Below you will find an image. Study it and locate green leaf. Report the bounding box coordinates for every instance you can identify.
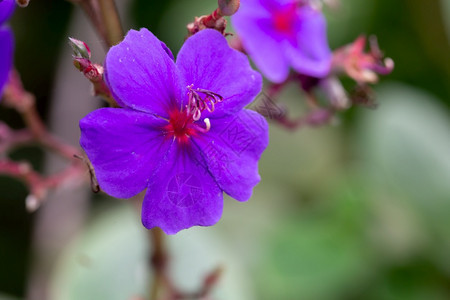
[355,82,450,272]
[257,185,373,300]
[49,205,149,300]
[356,83,450,212]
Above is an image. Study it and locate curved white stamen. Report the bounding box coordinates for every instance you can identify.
[204,118,211,131]
[193,118,211,134]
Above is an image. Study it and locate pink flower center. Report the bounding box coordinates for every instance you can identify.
[272,3,298,35]
[165,110,197,144]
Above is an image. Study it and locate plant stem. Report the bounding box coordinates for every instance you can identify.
[68,0,107,47]
[97,0,123,46]
[68,0,123,48]
[149,228,166,300]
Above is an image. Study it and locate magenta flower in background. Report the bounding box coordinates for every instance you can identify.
[80,28,268,234]
[232,0,332,83]
[0,0,15,96]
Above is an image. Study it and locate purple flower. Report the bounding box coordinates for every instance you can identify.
[79,28,268,234]
[0,0,15,96]
[232,0,332,83]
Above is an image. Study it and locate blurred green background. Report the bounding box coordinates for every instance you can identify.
[1,0,449,299]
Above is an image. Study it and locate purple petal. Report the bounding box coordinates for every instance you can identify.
[193,109,269,201]
[0,0,15,25]
[176,29,262,118]
[232,12,290,83]
[79,108,172,199]
[160,41,174,61]
[263,0,301,11]
[285,6,331,77]
[236,0,272,18]
[0,28,13,97]
[141,143,223,234]
[104,28,182,117]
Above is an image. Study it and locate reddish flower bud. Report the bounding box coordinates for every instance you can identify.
[15,0,29,7]
[218,0,240,16]
[68,37,91,59]
[72,55,115,107]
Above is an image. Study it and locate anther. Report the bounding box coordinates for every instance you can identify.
[193,108,202,121]
[186,85,224,120]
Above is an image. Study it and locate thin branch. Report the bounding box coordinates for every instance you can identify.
[0,122,34,154]
[0,159,84,211]
[3,70,82,160]
[149,228,167,300]
[97,0,124,46]
[67,0,124,48]
[1,70,87,209]
[67,0,108,48]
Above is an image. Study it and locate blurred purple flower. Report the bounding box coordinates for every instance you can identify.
[80,28,268,234]
[232,0,332,83]
[0,0,15,96]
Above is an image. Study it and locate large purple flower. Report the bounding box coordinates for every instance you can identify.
[232,0,332,83]
[80,28,268,234]
[0,0,15,96]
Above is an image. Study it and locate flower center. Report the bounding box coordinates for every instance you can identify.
[272,3,298,35]
[164,86,222,144]
[167,110,195,140]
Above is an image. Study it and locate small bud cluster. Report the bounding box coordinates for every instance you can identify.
[68,37,117,107]
[332,35,394,84]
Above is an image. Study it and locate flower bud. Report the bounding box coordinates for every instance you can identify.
[218,0,240,16]
[72,57,90,72]
[68,37,91,59]
[319,76,350,110]
[16,0,29,7]
[26,194,40,212]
